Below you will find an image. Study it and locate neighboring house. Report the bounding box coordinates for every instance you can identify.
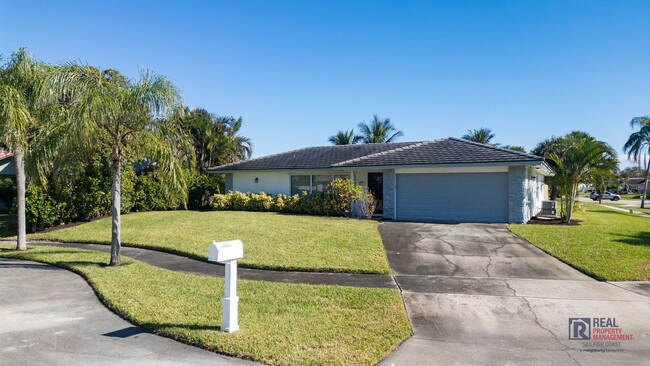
[0,150,15,177]
[209,138,553,224]
[0,151,15,212]
[624,177,646,193]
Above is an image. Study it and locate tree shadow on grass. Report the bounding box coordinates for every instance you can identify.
[612,231,650,247]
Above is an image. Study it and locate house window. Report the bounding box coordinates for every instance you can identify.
[290,173,351,195]
[312,175,332,192]
[290,175,311,195]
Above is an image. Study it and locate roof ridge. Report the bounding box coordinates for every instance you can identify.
[446,137,542,160]
[331,138,446,167]
[207,145,314,171]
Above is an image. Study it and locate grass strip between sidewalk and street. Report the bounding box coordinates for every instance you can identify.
[0,245,411,366]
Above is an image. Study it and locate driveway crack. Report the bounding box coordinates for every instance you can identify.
[519,295,581,365]
[485,256,493,278]
[440,254,460,276]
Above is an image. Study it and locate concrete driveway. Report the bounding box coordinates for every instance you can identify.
[0,258,258,366]
[379,222,650,365]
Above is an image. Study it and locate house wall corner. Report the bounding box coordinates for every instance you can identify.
[382,169,396,219]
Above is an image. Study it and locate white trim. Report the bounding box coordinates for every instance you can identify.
[396,166,508,174]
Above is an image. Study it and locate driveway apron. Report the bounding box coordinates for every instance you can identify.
[378,222,650,366]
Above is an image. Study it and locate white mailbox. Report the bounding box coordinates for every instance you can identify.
[208,240,244,333]
[209,240,243,263]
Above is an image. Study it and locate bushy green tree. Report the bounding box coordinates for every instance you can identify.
[0,48,50,250]
[178,108,252,169]
[547,134,617,222]
[45,65,190,266]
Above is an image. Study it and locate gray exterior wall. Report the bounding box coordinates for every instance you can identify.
[225,173,233,192]
[382,169,396,219]
[508,166,527,224]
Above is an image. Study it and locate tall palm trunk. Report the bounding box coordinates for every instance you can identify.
[109,158,122,266]
[642,153,650,209]
[14,144,26,251]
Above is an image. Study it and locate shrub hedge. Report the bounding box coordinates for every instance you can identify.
[17,157,222,232]
[210,178,375,218]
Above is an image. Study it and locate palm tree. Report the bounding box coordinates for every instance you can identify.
[357,115,403,144]
[462,128,495,144]
[548,135,617,222]
[623,116,650,208]
[45,64,189,266]
[215,116,253,165]
[500,145,526,153]
[0,48,48,251]
[180,109,253,169]
[329,129,361,145]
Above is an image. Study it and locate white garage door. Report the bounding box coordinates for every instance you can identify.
[396,173,508,223]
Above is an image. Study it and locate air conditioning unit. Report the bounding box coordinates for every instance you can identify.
[540,200,557,216]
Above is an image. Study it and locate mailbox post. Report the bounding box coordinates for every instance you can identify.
[208,240,243,333]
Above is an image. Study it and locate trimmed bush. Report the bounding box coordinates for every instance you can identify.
[209,179,375,218]
[188,172,223,209]
[23,184,67,231]
[0,178,16,212]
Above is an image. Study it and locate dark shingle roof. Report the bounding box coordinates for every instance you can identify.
[210,142,417,171]
[334,138,542,167]
[626,178,646,185]
[209,138,543,172]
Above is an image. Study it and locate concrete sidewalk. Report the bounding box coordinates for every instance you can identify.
[16,241,396,289]
[0,258,259,366]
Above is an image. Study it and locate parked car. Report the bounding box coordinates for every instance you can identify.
[590,191,621,201]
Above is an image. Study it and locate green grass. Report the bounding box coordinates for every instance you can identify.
[0,246,411,365]
[26,211,390,274]
[509,203,650,281]
[620,193,650,200]
[602,202,650,214]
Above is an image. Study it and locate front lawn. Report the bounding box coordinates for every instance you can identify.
[509,203,650,281]
[0,246,410,365]
[26,211,390,274]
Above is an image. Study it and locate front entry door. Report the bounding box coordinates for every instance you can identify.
[367,172,384,214]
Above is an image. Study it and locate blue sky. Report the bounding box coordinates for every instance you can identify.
[1,1,648,165]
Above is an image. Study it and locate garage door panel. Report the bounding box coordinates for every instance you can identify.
[396,173,508,223]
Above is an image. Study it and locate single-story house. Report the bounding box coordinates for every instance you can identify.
[209,138,553,224]
[624,177,647,193]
